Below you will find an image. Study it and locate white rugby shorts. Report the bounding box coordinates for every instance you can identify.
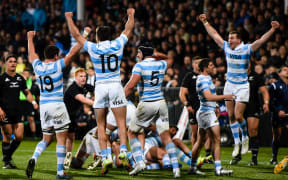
[224,81,249,102]
[129,99,169,134]
[93,82,127,108]
[196,110,219,130]
[40,102,70,134]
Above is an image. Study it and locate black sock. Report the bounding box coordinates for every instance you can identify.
[9,139,21,159]
[205,149,211,157]
[272,140,279,161]
[250,136,259,161]
[2,142,11,162]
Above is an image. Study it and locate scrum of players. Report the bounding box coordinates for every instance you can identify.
[0,6,285,179]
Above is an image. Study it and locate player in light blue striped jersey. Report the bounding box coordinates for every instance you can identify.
[124,42,180,178]
[199,13,280,157]
[188,58,234,176]
[26,28,90,179]
[65,9,135,174]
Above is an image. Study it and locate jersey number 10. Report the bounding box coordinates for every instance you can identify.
[100,54,118,73]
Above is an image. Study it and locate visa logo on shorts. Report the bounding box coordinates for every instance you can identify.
[113,99,124,106]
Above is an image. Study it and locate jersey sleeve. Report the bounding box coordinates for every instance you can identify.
[110,34,128,51]
[222,41,228,51]
[198,78,210,93]
[20,75,28,91]
[181,73,191,88]
[32,59,41,69]
[132,63,142,76]
[69,85,81,99]
[83,40,92,52]
[245,44,253,54]
[256,74,265,88]
[162,60,168,70]
[58,58,65,70]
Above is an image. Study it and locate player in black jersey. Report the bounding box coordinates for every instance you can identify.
[230,70,269,166]
[0,55,38,169]
[63,68,94,169]
[179,56,212,159]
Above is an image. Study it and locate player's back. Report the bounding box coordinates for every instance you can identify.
[32,58,65,105]
[145,136,162,147]
[83,34,128,84]
[196,74,216,111]
[132,58,168,102]
[222,41,253,84]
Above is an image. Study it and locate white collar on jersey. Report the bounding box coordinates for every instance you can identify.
[143,57,156,61]
[234,42,245,50]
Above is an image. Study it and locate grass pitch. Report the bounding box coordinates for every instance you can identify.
[0,140,287,179]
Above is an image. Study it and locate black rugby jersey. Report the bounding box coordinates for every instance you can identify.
[0,72,27,114]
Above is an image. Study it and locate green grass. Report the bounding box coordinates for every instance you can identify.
[0,140,288,179]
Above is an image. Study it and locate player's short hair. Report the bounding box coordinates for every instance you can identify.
[192,56,202,61]
[5,54,17,62]
[138,41,154,58]
[96,26,112,41]
[74,68,87,77]
[199,58,212,72]
[229,31,241,40]
[279,64,288,72]
[44,45,59,59]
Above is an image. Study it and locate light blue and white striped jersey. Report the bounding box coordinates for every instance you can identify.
[222,41,253,84]
[196,75,216,111]
[145,136,162,147]
[32,58,65,105]
[132,58,168,101]
[83,34,128,84]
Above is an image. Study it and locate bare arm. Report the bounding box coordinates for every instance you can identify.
[251,21,280,52]
[172,138,191,154]
[124,74,141,98]
[23,89,38,109]
[64,26,91,66]
[65,12,87,46]
[27,31,39,64]
[122,8,135,37]
[259,85,270,113]
[179,87,189,105]
[75,94,94,106]
[203,90,234,101]
[199,14,224,48]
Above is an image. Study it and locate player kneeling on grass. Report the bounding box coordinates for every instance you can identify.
[188,58,234,176]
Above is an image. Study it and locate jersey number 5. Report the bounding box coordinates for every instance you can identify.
[39,76,54,92]
[151,71,159,86]
[100,54,118,73]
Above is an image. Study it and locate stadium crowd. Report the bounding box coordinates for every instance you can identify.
[0,0,287,86]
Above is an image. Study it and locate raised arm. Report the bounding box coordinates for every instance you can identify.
[27,31,39,64]
[65,12,87,46]
[122,8,135,37]
[251,21,280,52]
[199,14,224,48]
[64,26,91,66]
